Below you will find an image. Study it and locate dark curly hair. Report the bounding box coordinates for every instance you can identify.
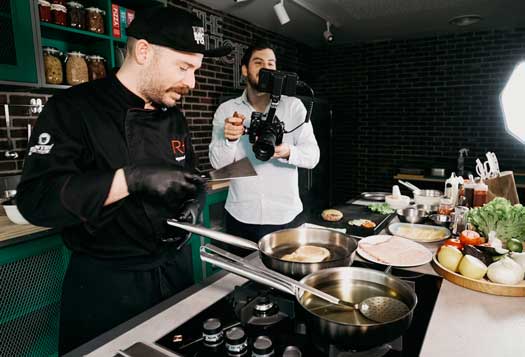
[241,39,275,67]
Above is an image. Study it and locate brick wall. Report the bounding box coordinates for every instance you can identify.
[0,0,309,175]
[310,29,525,201]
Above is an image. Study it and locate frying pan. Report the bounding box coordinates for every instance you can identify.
[200,245,418,350]
[167,220,358,278]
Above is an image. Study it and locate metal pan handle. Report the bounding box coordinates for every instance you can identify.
[200,248,294,295]
[201,244,341,306]
[167,219,259,251]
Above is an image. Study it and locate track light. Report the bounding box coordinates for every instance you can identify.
[274,0,290,25]
[323,21,334,42]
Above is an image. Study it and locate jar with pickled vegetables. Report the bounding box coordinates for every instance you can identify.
[85,7,105,34]
[51,3,67,26]
[43,47,63,85]
[86,55,107,81]
[39,0,52,23]
[65,51,88,85]
[66,1,85,29]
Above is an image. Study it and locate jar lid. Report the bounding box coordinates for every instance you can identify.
[38,0,51,6]
[50,4,67,12]
[43,46,61,54]
[67,51,86,57]
[85,7,105,15]
[66,1,83,8]
[86,55,106,61]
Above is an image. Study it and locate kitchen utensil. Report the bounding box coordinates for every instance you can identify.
[430,168,446,177]
[203,244,408,322]
[396,207,428,224]
[207,158,257,182]
[385,195,410,209]
[388,223,450,243]
[398,180,421,192]
[308,295,410,323]
[415,203,439,213]
[360,192,390,201]
[357,235,433,266]
[167,220,358,278]
[3,204,30,225]
[200,248,417,349]
[413,189,443,207]
[476,158,490,180]
[428,214,452,227]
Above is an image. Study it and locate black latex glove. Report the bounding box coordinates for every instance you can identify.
[177,199,201,224]
[124,165,206,203]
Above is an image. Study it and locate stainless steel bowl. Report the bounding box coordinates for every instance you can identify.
[396,207,428,224]
[415,203,438,213]
[429,214,451,227]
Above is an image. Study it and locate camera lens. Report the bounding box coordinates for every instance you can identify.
[253,129,277,161]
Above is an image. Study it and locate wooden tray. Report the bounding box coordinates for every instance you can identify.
[432,255,525,297]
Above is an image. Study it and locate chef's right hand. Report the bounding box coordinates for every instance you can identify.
[124,165,205,202]
[224,111,245,141]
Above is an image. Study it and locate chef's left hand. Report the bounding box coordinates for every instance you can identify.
[273,143,290,159]
[178,199,200,224]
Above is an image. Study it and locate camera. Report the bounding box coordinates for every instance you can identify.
[246,69,299,161]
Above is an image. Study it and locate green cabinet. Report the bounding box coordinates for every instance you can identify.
[0,0,38,84]
[0,0,167,88]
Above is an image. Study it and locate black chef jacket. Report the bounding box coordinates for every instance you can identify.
[17,73,203,261]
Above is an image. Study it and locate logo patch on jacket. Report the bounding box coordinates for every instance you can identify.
[28,133,54,156]
[171,139,186,161]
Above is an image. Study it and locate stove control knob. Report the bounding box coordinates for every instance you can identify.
[225,326,248,356]
[202,318,223,348]
[254,296,277,316]
[282,345,302,357]
[252,335,274,356]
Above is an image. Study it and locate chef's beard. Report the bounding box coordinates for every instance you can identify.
[139,60,191,107]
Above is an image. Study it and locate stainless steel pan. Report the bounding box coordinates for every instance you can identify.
[200,245,417,350]
[167,220,358,278]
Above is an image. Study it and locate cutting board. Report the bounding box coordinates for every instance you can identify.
[308,204,396,237]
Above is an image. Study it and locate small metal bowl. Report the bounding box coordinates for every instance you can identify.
[429,214,451,227]
[396,207,428,224]
[415,203,438,213]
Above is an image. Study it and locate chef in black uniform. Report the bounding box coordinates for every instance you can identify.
[16,7,231,355]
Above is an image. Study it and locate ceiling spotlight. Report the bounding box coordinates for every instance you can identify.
[449,15,482,26]
[274,0,290,25]
[323,21,334,42]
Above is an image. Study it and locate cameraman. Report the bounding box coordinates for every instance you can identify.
[209,40,320,243]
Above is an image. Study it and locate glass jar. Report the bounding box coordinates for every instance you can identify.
[66,1,85,29]
[473,182,488,208]
[65,51,88,85]
[85,7,105,34]
[438,198,454,216]
[86,55,107,81]
[452,206,469,235]
[43,47,63,85]
[51,3,67,26]
[38,0,52,23]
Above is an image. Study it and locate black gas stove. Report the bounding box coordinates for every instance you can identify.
[156,262,442,357]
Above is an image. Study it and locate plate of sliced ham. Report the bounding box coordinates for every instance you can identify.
[357,235,433,267]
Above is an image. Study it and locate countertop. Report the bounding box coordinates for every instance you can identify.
[0,215,55,247]
[67,219,525,357]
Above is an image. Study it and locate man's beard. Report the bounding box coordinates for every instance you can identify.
[141,79,190,107]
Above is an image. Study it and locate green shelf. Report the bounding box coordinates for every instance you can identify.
[40,22,111,42]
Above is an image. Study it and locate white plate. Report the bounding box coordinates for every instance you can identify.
[388,222,450,243]
[357,234,432,267]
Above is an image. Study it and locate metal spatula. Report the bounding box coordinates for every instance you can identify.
[309,295,410,323]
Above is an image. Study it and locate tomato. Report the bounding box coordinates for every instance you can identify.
[442,238,464,251]
[459,230,485,246]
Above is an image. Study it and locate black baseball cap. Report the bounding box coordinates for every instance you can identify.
[127,7,231,58]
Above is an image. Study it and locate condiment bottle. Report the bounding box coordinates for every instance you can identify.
[473,182,488,207]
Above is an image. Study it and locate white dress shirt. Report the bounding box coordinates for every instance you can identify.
[209,91,320,225]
